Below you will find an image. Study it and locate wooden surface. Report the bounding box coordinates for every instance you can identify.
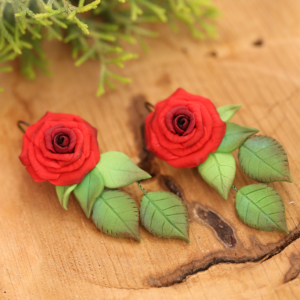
[1,0,300,299]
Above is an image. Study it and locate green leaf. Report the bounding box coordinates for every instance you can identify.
[92,190,140,241]
[235,184,288,234]
[198,153,236,199]
[217,123,259,153]
[96,151,151,188]
[73,167,104,218]
[217,104,242,122]
[55,184,77,210]
[140,191,189,242]
[238,135,293,183]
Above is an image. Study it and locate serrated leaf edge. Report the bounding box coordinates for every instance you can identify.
[96,151,151,188]
[217,123,259,153]
[236,185,288,234]
[141,192,190,243]
[239,135,293,183]
[94,190,141,241]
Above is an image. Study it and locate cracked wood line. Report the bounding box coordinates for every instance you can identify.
[1,0,300,299]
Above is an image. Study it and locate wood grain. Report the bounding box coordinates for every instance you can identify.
[1,0,300,299]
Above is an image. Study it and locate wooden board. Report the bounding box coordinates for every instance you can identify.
[1,0,300,299]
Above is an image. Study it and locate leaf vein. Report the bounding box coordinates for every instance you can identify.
[241,145,286,177]
[101,197,138,239]
[149,199,186,238]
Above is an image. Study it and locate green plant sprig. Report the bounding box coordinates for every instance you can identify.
[0,0,218,95]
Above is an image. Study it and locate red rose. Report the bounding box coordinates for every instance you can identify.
[19,112,100,186]
[145,88,226,168]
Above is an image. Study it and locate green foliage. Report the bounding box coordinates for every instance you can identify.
[217,123,259,153]
[73,166,104,217]
[96,151,151,188]
[92,190,141,241]
[55,184,77,209]
[52,151,153,241]
[140,191,189,242]
[0,0,218,94]
[239,135,293,183]
[217,104,242,122]
[198,152,236,200]
[235,184,288,234]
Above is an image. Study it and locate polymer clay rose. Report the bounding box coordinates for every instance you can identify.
[19,112,100,186]
[145,88,226,168]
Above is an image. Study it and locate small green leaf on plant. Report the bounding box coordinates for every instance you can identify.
[92,190,140,241]
[239,135,293,183]
[96,151,151,188]
[140,191,189,242]
[198,152,236,199]
[73,167,104,218]
[235,184,288,234]
[56,184,77,210]
[217,123,259,153]
[217,104,242,122]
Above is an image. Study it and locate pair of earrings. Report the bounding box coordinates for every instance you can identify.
[18,88,292,242]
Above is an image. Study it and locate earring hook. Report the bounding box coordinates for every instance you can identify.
[145,102,154,113]
[17,121,30,134]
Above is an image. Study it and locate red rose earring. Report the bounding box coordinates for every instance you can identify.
[145,88,227,168]
[19,112,100,185]
[144,88,293,234]
[18,112,189,242]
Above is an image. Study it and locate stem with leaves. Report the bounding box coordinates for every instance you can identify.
[0,0,218,95]
[137,181,146,195]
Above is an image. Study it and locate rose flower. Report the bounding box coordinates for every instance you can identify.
[19,112,100,186]
[145,88,226,168]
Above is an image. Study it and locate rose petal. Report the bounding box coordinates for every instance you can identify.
[47,153,86,173]
[176,116,189,130]
[172,116,186,135]
[145,114,177,161]
[26,165,45,182]
[167,138,216,168]
[181,104,213,149]
[28,144,60,180]
[153,102,202,151]
[49,151,97,186]
[39,127,84,165]
[53,135,70,153]
[25,112,51,141]
[19,134,31,166]
[165,106,190,131]
[33,120,78,150]
[165,106,195,136]
[39,138,76,162]
[54,134,70,148]
[158,100,201,144]
[44,124,65,152]
[35,146,63,169]
[77,123,91,157]
[51,127,77,153]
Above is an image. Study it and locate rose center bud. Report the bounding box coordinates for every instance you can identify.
[178,118,187,127]
[165,106,196,136]
[53,133,71,153]
[173,115,190,135]
[45,124,77,154]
